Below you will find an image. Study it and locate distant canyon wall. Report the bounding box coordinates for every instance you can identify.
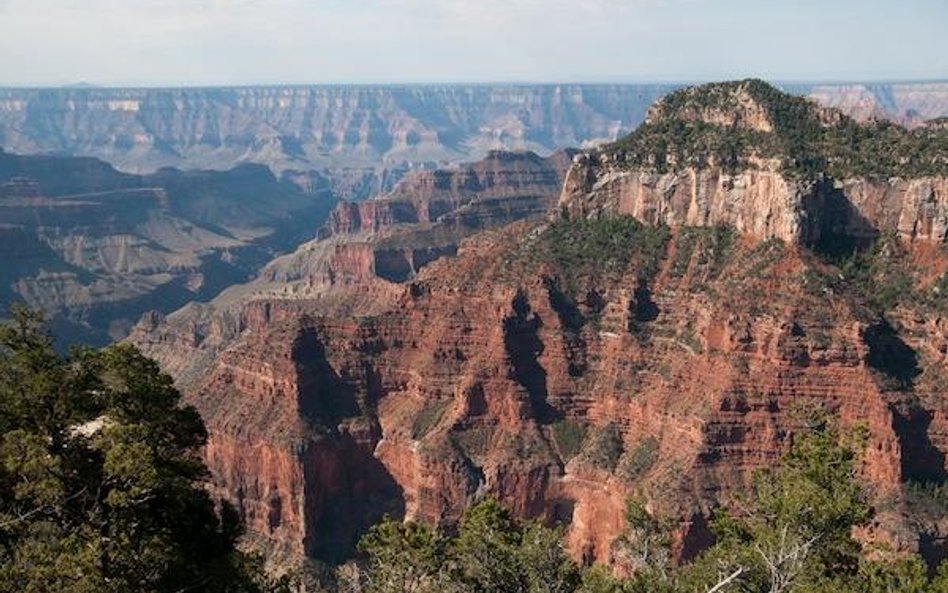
[0,85,674,198]
[2,83,946,198]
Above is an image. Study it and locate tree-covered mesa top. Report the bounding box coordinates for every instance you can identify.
[605,79,948,179]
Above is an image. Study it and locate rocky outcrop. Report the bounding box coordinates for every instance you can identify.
[558,157,948,245]
[324,201,421,236]
[558,79,948,247]
[832,177,948,242]
[323,150,571,238]
[558,162,807,242]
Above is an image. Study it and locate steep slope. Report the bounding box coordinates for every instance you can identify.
[129,81,948,569]
[562,79,948,244]
[0,150,335,346]
[2,83,946,199]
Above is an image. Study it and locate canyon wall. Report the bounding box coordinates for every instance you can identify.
[131,166,948,568]
[798,82,948,127]
[0,85,674,198]
[134,217,946,566]
[558,155,948,245]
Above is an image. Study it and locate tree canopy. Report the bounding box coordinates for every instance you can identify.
[0,306,288,593]
[606,79,948,179]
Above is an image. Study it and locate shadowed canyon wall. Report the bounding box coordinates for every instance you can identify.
[0,150,335,346]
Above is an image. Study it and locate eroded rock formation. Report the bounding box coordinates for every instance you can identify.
[559,160,948,245]
[129,81,948,570]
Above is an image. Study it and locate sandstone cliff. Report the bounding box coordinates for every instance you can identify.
[559,160,948,246]
[129,81,948,571]
[559,80,948,246]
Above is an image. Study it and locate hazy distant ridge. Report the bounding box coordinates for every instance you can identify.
[0,82,946,189]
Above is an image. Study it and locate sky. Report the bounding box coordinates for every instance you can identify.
[0,0,946,87]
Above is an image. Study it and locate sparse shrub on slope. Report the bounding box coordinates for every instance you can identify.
[522,217,670,293]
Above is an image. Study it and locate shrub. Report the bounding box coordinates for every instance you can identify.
[552,419,588,461]
[578,424,624,471]
[531,217,670,292]
[617,437,660,481]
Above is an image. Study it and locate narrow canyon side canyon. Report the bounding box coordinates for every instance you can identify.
[129,80,948,571]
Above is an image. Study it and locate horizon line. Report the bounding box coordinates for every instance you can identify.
[1,77,948,92]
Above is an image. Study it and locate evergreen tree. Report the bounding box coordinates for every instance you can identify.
[0,306,289,593]
[357,517,449,593]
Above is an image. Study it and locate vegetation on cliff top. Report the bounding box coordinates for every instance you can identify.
[606,79,948,179]
[508,217,670,292]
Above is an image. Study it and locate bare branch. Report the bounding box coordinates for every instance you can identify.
[706,567,744,593]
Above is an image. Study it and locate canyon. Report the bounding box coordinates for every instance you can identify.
[4,81,948,347]
[0,150,334,346]
[0,84,677,199]
[128,80,948,573]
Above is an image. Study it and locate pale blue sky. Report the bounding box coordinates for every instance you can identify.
[0,0,945,86]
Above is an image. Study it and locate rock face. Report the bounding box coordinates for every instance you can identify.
[558,160,948,245]
[131,149,572,367]
[0,149,335,346]
[2,83,947,199]
[129,150,573,564]
[129,82,948,570]
[323,150,570,238]
[562,79,948,245]
[133,222,942,566]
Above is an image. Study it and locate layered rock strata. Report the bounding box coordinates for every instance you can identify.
[130,81,948,569]
[2,83,947,199]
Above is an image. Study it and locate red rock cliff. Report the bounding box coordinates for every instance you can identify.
[129,82,948,569]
